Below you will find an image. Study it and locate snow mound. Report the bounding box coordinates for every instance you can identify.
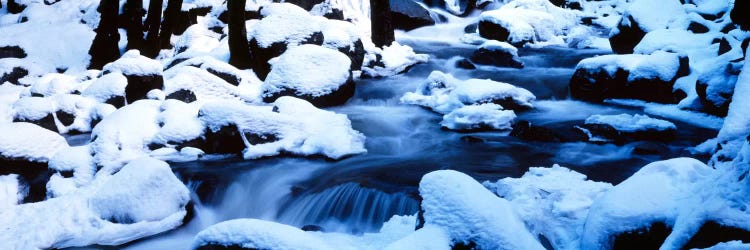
[419,170,544,249]
[192,218,331,250]
[484,165,613,250]
[401,71,535,114]
[0,157,190,249]
[576,51,684,82]
[478,0,578,46]
[585,114,677,132]
[252,3,323,48]
[262,44,354,106]
[440,103,516,131]
[0,174,25,210]
[362,42,428,78]
[0,122,68,162]
[102,50,163,76]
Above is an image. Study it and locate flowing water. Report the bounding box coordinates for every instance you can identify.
[111,29,717,249]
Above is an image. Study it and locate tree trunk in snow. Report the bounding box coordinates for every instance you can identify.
[143,0,164,58]
[371,0,395,48]
[228,0,252,69]
[159,0,183,50]
[123,0,145,51]
[88,0,121,69]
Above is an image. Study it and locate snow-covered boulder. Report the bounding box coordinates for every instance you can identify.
[477,0,577,46]
[191,219,332,250]
[0,157,191,249]
[390,0,437,31]
[164,65,261,104]
[249,3,325,80]
[576,114,677,143]
[569,51,690,104]
[0,122,68,164]
[101,50,164,104]
[0,174,25,210]
[321,19,366,71]
[469,40,523,68]
[696,60,741,117]
[82,72,128,108]
[12,96,58,132]
[361,42,429,78]
[609,0,689,54]
[417,170,544,249]
[262,44,354,107]
[582,158,750,249]
[710,53,750,166]
[401,71,535,114]
[484,165,613,250]
[440,103,516,131]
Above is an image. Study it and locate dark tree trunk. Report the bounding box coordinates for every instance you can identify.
[227,0,251,69]
[371,0,395,48]
[159,0,183,50]
[123,0,145,51]
[143,0,164,58]
[88,0,121,69]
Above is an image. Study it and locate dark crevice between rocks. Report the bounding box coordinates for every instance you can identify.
[613,222,672,250]
[683,221,750,249]
[0,158,51,203]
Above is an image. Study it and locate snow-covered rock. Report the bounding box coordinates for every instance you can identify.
[477,0,578,46]
[249,3,325,80]
[0,174,25,210]
[609,0,689,54]
[0,157,191,249]
[191,219,332,250]
[0,122,68,163]
[576,113,678,143]
[469,40,523,68]
[710,52,750,166]
[101,50,165,104]
[440,103,516,131]
[262,44,355,107]
[570,51,690,103]
[401,71,535,114]
[418,170,544,249]
[582,157,750,249]
[361,42,428,78]
[484,165,612,250]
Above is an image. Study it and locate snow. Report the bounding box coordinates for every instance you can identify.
[440,103,516,131]
[362,42,429,78]
[419,170,544,249]
[383,225,451,250]
[478,0,579,45]
[713,54,750,165]
[321,19,360,51]
[164,65,260,103]
[200,97,366,159]
[616,0,688,33]
[582,157,750,249]
[81,72,128,103]
[151,100,204,146]
[0,122,68,162]
[585,114,677,132]
[263,44,351,98]
[192,218,332,249]
[0,157,190,249]
[12,96,55,121]
[605,99,724,130]
[251,3,322,48]
[102,50,163,76]
[29,73,79,97]
[576,51,683,82]
[0,174,25,210]
[401,71,535,114]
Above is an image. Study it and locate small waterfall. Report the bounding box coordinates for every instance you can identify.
[276,182,419,234]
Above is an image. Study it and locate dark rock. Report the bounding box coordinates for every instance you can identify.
[14,114,58,133]
[244,132,279,145]
[7,0,26,14]
[456,58,476,69]
[569,54,690,104]
[390,0,436,31]
[166,89,198,103]
[700,11,724,21]
[301,225,324,232]
[721,23,737,34]
[683,221,750,249]
[0,158,51,203]
[206,68,241,86]
[464,23,478,33]
[124,74,164,103]
[104,95,126,109]
[452,241,478,250]
[609,16,647,54]
[719,37,732,55]
[249,31,324,80]
[478,20,511,43]
[577,123,676,143]
[613,222,671,250]
[470,46,523,68]
[696,62,738,117]
[688,22,709,34]
[632,142,669,155]
[0,67,28,85]
[731,0,750,30]
[201,125,246,154]
[581,17,596,26]
[510,121,586,142]
[323,8,345,20]
[567,1,582,10]
[175,6,212,35]
[262,74,356,108]
[56,110,76,127]
[0,46,26,59]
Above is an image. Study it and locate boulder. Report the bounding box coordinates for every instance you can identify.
[609,0,688,54]
[570,51,690,103]
[469,40,523,68]
[102,50,164,104]
[695,61,740,117]
[510,120,587,142]
[390,0,436,31]
[731,0,750,30]
[165,89,198,103]
[0,66,29,85]
[0,46,26,59]
[577,114,677,143]
[262,44,355,107]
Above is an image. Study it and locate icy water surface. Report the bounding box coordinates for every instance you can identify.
[103,42,716,249]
